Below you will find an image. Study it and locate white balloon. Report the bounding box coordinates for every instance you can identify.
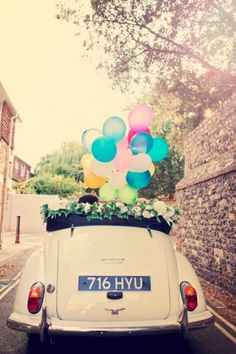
[108,171,127,189]
[129,153,152,172]
[90,159,113,177]
[82,129,102,151]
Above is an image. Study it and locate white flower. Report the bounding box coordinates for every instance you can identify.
[116,202,125,208]
[120,206,128,214]
[145,205,153,211]
[142,210,153,219]
[132,206,142,216]
[153,201,167,215]
[84,203,91,213]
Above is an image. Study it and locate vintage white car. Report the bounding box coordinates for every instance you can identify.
[7,211,213,346]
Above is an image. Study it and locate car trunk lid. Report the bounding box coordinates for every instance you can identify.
[56,225,170,322]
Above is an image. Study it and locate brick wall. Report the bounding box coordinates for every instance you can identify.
[176,95,236,295]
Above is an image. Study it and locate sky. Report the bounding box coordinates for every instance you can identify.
[0,0,139,169]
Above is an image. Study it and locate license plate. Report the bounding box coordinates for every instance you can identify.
[78,276,151,291]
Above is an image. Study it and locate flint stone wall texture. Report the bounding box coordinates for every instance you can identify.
[176,96,236,295]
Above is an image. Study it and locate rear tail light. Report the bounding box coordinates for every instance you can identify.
[27,282,45,314]
[180,281,198,311]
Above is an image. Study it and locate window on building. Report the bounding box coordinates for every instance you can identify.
[20,165,26,178]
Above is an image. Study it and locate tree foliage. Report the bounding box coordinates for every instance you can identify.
[57,1,236,129]
[140,148,184,199]
[13,142,86,198]
[57,0,235,82]
[35,142,85,181]
[13,174,84,198]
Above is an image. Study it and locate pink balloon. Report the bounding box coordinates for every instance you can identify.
[117,136,128,149]
[113,147,132,171]
[128,105,153,133]
[127,128,151,144]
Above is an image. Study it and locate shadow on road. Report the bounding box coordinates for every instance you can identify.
[26,334,195,354]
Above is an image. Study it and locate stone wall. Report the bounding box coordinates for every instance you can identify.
[176,95,236,295]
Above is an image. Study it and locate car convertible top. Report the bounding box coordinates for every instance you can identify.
[46,213,172,234]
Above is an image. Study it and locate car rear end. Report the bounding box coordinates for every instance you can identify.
[8,224,213,340]
[44,225,183,336]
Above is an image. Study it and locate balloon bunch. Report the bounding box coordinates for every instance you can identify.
[81,104,169,204]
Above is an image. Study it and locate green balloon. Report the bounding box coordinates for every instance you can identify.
[117,185,138,204]
[99,183,117,201]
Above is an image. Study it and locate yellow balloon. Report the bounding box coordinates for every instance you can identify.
[81,154,93,170]
[149,163,155,176]
[84,172,106,189]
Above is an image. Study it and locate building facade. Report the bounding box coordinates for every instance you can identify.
[12,155,32,182]
[0,82,21,249]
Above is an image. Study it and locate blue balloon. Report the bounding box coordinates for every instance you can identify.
[130,132,153,155]
[103,116,126,142]
[91,137,117,162]
[126,171,151,189]
[148,137,169,162]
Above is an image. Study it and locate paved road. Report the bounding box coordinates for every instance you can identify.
[0,250,235,354]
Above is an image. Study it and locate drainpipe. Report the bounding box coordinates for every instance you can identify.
[0,112,18,250]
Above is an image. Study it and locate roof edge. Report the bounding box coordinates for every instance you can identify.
[0,81,22,122]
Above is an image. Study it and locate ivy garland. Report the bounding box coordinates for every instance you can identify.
[41,199,180,225]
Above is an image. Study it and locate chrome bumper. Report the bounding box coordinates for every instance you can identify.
[7,308,214,337]
[7,318,181,336]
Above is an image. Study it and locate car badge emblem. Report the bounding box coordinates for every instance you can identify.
[105,308,126,315]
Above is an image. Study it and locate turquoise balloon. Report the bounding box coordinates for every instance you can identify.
[148,137,169,162]
[103,116,126,142]
[130,132,153,155]
[126,171,151,189]
[91,136,117,162]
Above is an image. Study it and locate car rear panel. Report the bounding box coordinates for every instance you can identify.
[56,226,170,322]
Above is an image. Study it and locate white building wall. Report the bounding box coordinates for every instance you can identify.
[5,194,60,233]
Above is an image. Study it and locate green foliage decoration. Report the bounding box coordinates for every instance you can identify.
[41,199,180,224]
